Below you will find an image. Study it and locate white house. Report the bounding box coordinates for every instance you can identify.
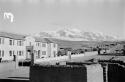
[0,31,26,61]
[25,36,58,59]
[0,31,58,61]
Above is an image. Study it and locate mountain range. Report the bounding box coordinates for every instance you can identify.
[35,28,118,41]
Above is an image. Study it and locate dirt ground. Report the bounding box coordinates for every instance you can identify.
[0,62,29,82]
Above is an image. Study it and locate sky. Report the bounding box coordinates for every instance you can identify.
[0,0,125,39]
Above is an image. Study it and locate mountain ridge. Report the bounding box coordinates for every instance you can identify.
[35,28,118,41]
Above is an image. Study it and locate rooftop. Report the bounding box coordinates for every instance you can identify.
[0,31,25,40]
[34,37,53,43]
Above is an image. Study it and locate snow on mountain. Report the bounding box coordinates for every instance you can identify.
[36,28,118,41]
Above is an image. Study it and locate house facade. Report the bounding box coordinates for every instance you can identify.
[0,31,58,61]
[25,36,58,59]
[0,32,26,61]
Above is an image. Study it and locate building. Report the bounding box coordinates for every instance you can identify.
[0,31,58,61]
[25,36,58,59]
[0,31,26,61]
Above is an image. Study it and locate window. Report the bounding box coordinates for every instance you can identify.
[53,43,56,48]
[2,50,4,57]
[20,41,22,46]
[17,40,23,46]
[53,51,56,57]
[0,50,1,57]
[18,51,23,56]
[42,43,46,47]
[38,43,40,46]
[42,51,46,55]
[9,39,13,45]
[9,51,12,56]
[0,38,4,44]
[19,51,22,56]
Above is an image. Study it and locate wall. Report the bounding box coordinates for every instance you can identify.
[108,64,125,82]
[87,64,103,82]
[30,65,87,82]
[30,64,103,82]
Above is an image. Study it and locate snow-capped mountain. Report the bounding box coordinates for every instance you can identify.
[36,28,118,41]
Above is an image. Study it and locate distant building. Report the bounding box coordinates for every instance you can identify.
[0,31,58,61]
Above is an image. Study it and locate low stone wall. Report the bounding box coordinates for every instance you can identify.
[30,64,103,82]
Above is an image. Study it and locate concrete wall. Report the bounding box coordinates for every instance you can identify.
[30,64,103,82]
[86,64,103,82]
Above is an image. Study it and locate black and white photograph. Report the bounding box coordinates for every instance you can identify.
[0,0,125,82]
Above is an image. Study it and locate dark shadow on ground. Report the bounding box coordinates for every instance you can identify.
[8,77,29,79]
[0,78,29,82]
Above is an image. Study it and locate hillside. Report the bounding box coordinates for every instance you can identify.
[48,38,117,49]
[36,28,118,41]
